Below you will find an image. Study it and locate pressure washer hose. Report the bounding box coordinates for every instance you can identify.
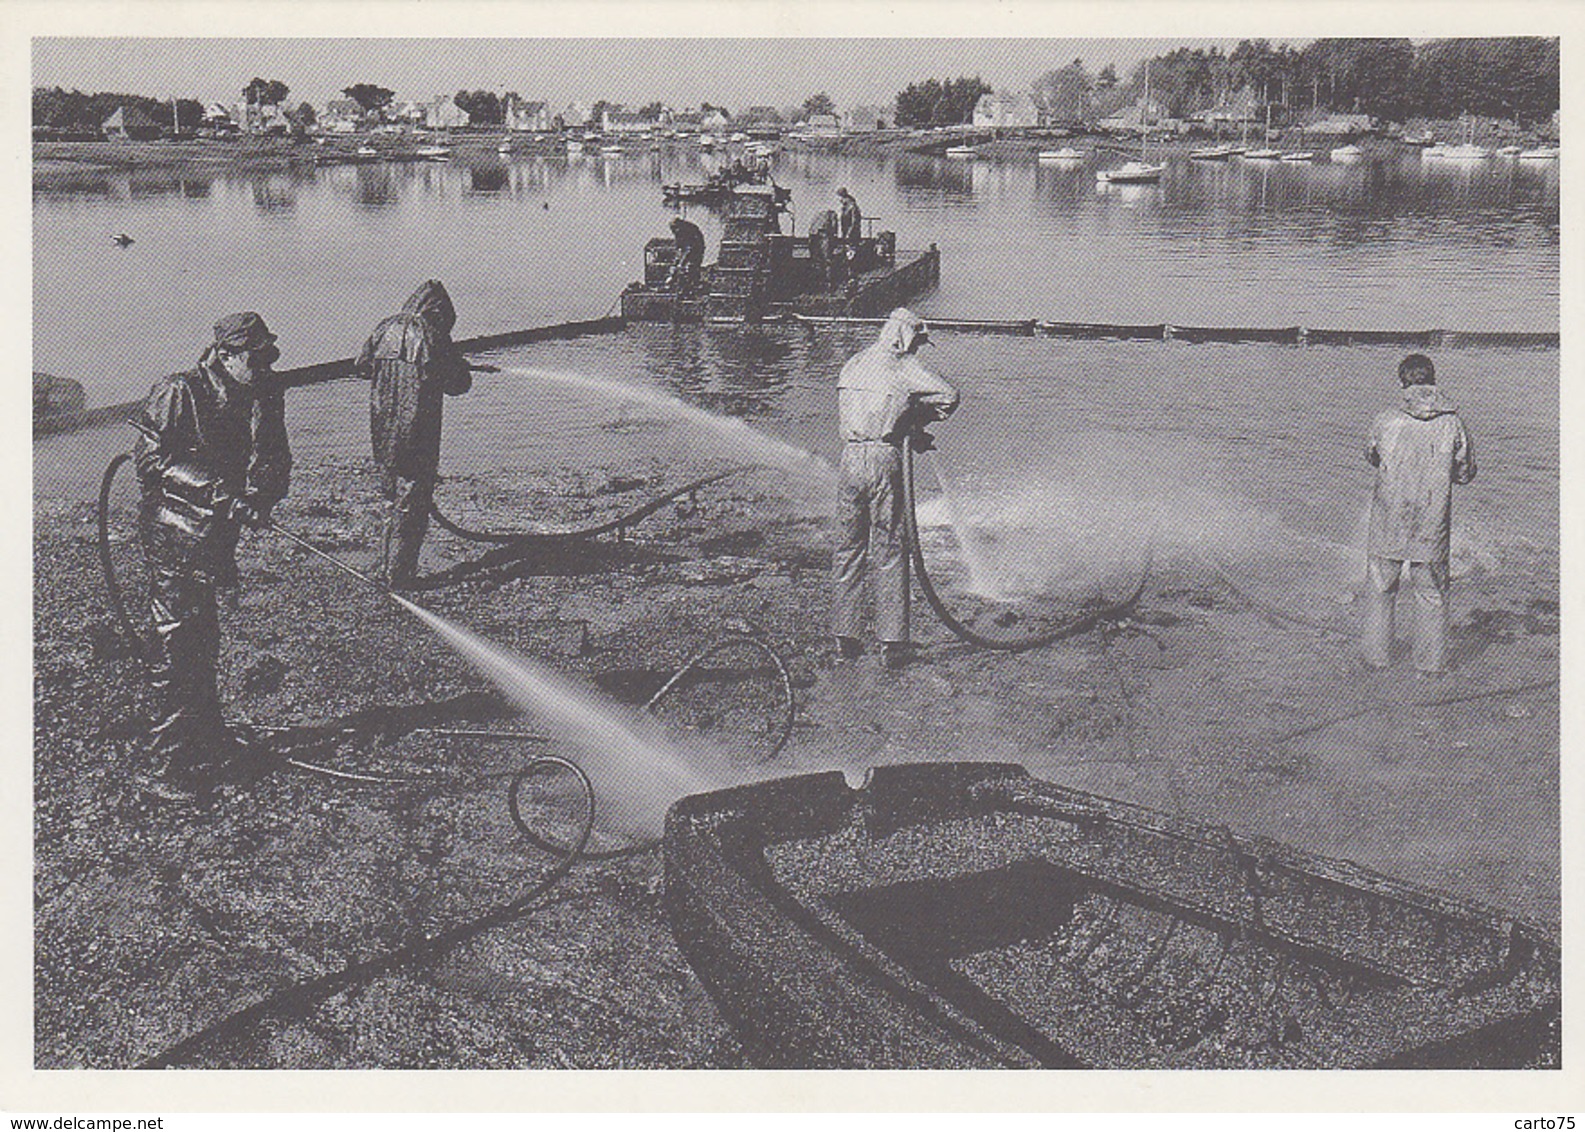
[428,465,754,545]
[901,440,1154,652]
[97,452,148,659]
[137,752,598,1069]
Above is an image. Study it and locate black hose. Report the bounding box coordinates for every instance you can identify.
[137,753,597,1069]
[428,465,754,545]
[901,441,1153,651]
[97,451,148,663]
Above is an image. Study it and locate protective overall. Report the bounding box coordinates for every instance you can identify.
[808,209,844,288]
[1361,383,1476,672]
[135,313,291,771]
[667,219,705,293]
[832,309,959,652]
[837,189,861,245]
[357,280,472,586]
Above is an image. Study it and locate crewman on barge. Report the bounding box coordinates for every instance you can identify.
[1361,353,1477,675]
[808,208,845,288]
[832,308,958,670]
[667,217,706,294]
[357,280,473,589]
[133,312,291,801]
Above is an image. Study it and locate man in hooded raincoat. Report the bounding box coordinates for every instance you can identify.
[833,308,959,669]
[134,312,291,799]
[357,280,472,587]
[1362,354,1476,674]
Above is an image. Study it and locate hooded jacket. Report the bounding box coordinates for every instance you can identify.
[1366,383,1476,562]
[134,346,291,573]
[837,309,959,445]
[358,280,472,480]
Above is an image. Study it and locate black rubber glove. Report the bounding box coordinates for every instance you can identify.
[230,495,272,530]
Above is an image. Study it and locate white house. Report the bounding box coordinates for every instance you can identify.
[505,98,553,132]
[603,110,652,135]
[802,112,840,137]
[701,108,731,132]
[425,96,470,130]
[973,91,1040,129]
[319,99,364,134]
[843,105,887,133]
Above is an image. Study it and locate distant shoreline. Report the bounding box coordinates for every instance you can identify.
[36,116,1559,191]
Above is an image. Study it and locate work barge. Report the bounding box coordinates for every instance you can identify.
[621,186,941,323]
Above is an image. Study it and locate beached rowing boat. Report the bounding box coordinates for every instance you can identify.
[664,762,1560,1069]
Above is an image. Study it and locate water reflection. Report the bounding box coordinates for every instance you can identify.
[34,143,1559,405]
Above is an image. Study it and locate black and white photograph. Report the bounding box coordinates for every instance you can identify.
[17,1,1577,1115]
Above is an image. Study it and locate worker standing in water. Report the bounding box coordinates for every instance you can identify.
[667,217,706,294]
[1362,354,1476,675]
[833,308,959,670]
[133,312,291,801]
[357,280,472,589]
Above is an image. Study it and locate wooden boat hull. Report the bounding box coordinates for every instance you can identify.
[663,763,1560,1069]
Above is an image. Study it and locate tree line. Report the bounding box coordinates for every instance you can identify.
[1033,37,1559,126]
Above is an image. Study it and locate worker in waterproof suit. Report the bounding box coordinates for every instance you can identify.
[357,280,473,588]
[133,312,291,800]
[808,209,845,288]
[667,217,706,294]
[1362,354,1476,674]
[832,308,959,670]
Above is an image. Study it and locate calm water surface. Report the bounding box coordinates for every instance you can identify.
[36,146,1558,577]
[34,146,1559,405]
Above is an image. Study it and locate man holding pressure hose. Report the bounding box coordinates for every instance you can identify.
[132,312,291,801]
[832,307,959,671]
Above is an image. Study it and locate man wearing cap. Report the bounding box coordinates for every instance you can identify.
[832,308,959,670]
[357,280,472,588]
[133,312,291,800]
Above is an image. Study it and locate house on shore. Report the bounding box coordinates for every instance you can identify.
[102,104,163,141]
[505,98,553,133]
[801,112,841,137]
[973,91,1040,130]
[319,99,365,134]
[425,96,470,131]
[843,105,888,133]
[603,110,652,136]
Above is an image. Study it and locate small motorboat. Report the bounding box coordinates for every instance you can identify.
[1279,150,1315,162]
[1037,147,1085,162]
[1402,131,1437,147]
[1518,146,1560,160]
[1425,144,1491,160]
[945,144,978,159]
[1496,145,1524,156]
[1097,161,1165,184]
[1189,144,1237,160]
[415,145,451,161]
[1329,144,1365,162]
[1243,148,1282,160]
[664,763,1561,1069]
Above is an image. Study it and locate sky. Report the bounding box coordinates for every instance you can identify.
[31,37,1268,112]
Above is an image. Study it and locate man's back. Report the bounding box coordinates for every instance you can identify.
[1367,384,1475,563]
